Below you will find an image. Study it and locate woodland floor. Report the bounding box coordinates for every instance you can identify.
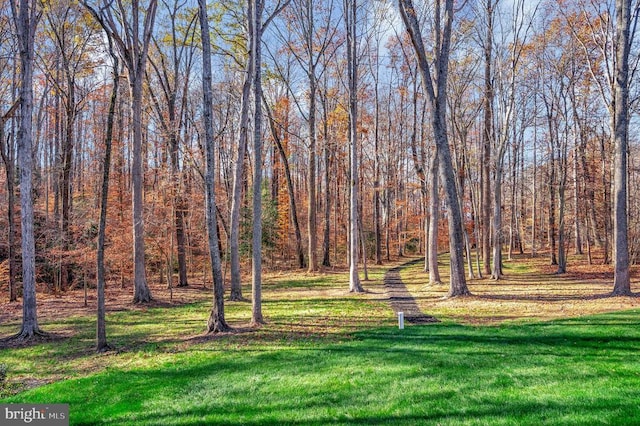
[401,252,640,324]
[1,251,638,328]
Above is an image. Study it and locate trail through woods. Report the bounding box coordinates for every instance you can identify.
[384,258,439,324]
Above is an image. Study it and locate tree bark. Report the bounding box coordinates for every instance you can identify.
[346,0,363,293]
[251,0,266,323]
[321,95,332,268]
[491,165,503,279]
[611,0,632,295]
[95,29,119,353]
[96,0,157,304]
[0,102,19,302]
[306,0,318,272]
[10,0,44,339]
[229,52,252,301]
[398,0,469,297]
[199,0,230,332]
[428,152,441,285]
[481,0,494,277]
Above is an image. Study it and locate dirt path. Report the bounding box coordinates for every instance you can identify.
[384,258,439,324]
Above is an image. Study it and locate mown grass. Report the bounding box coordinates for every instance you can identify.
[2,260,640,424]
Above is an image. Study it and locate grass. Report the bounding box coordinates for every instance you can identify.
[2,257,640,424]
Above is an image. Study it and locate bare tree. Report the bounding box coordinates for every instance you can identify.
[199,0,230,332]
[229,4,254,301]
[147,1,198,289]
[398,0,469,296]
[93,0,157,303]
[612,0,635,295]
[8,0,45,340]
[345,0,364,292]
[83,0,120,351]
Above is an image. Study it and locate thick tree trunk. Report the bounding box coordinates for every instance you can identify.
[11,0,43,339]
[199,0,230,332]
[130,77,152,303]
[251,0,266,323]
[611,0,631,295]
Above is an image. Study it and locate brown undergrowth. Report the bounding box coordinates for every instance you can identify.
[402,252,640,325]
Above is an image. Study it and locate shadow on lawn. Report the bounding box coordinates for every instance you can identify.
[384,258,439,324]
[61,318,640,425]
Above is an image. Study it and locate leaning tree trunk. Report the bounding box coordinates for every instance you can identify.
[199,0,230,332]
[263,95,305,270]
[399,0,469,297]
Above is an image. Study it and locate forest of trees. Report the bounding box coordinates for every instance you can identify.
[1,0,639,342]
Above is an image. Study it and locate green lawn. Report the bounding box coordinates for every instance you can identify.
[2,264,640,425]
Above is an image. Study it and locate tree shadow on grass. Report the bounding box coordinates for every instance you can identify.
[384,258,438,325]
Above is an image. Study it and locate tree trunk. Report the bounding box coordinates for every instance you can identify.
[199,0,230,332]
[251,0,266,323]
[306,9,319,272]
[11,0,44,339]
[321,101,331,268]
[548,151,557,266]
[0,102,18,303]
[91,19,120,351]
[428,152,441,284]
[130,76,152,303]
[346,0,363,293]
[229,53,252,301]
[481,0,494,277]
[601,134,611,264]
[399,0,469,297]
[491,165,503,279]
[611,0,631,295]
[373,66,382,266]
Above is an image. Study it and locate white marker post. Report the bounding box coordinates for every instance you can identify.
[398,312,404,329]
